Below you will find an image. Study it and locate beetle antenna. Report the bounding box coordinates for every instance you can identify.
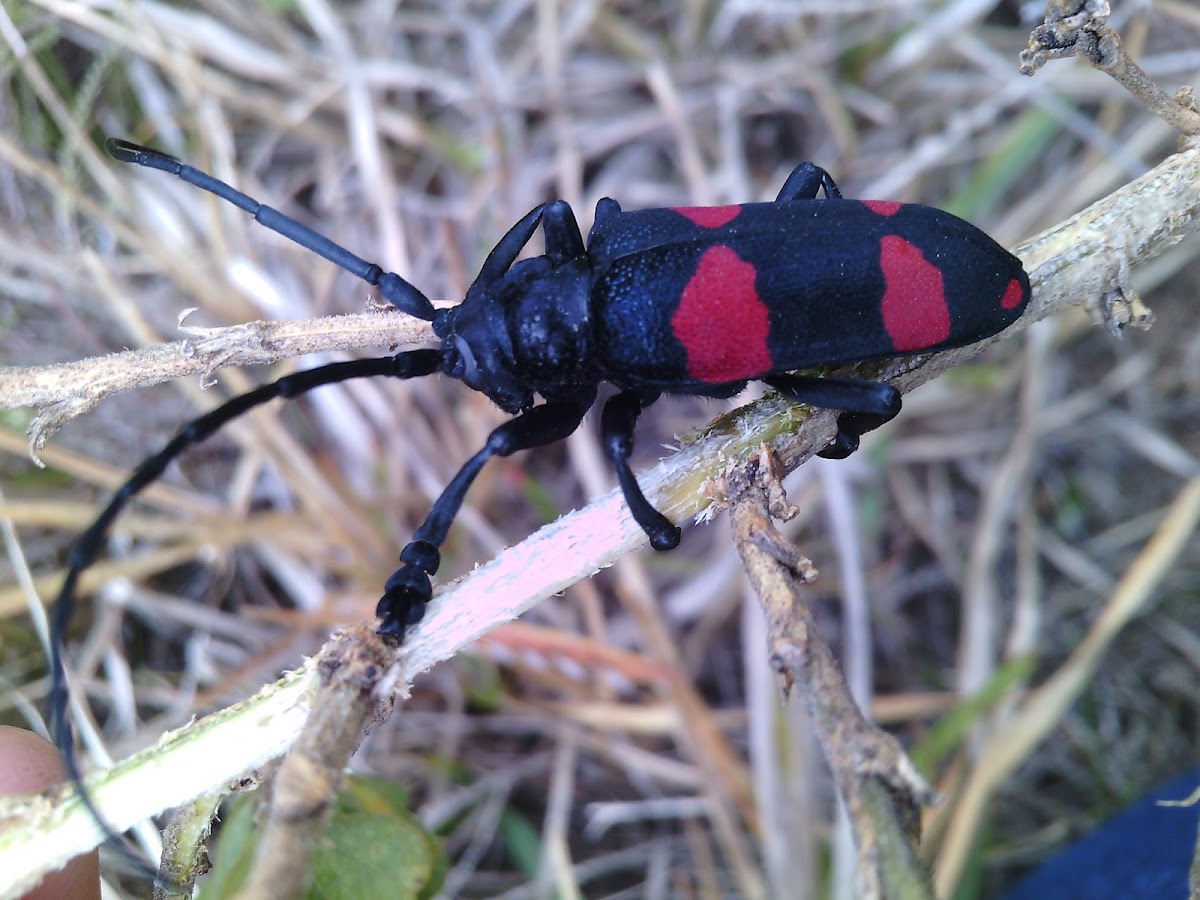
[104,138,437,323]
[50,350,441,889]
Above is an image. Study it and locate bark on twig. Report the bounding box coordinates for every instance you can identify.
[0,310,434,463]
[232,624,397,900]
[1020,1,1200,143]
[726,453,938,900]
[154,788,226,900]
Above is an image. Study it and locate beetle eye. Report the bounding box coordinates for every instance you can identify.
[453,336,480,384]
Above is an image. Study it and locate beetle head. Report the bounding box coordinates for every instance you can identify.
[436,255,592,413]
[435,293,531,414]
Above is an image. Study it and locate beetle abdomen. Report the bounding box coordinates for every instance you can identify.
[589,201,1028,391]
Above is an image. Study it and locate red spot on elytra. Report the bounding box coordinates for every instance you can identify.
[879,235,950,351]
[1001,277,1025,310]
[671,205,742,228]
[671,246,771,382]
[863,200,903,217]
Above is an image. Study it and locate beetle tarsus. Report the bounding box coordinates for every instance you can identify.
[376,567,433,641]
[774,161,842,201]
[818,429,860,460]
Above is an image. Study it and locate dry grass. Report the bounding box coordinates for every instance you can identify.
[2,2,1200,897]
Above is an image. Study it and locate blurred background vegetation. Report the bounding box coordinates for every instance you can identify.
[1,1,1199,897]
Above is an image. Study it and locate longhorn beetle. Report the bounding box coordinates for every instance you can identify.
[50,138,1029,876]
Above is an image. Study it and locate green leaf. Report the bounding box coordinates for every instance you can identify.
[309,811,440,900]
[498,809,543,880]
[198,776,443,899]
[195,795,259,899]
[337,774,411,816]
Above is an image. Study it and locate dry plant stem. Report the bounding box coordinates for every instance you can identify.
[608,557,767,900]
[155,788,226,900]
[232,624,396,900]
[1020,1,1200,138]
[7,145,1200,896]
[0,310,435,462]
[0,663,318,900]
[932,475,1200,896]
[726,457,936,900]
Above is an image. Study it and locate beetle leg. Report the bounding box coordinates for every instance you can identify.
[377,397,592,640]
[473,202,551,287]
[601,391,681,552]
[541,200,586,261]
[764,374,901,459]
[775,162,843,202]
